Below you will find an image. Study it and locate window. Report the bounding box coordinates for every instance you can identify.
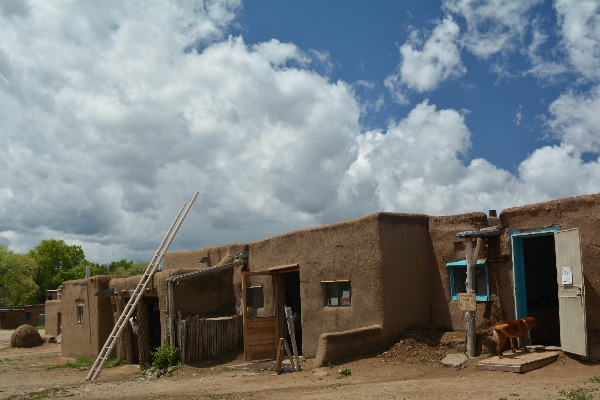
[447,260,489,301]
[76,305,84,323]
[324,281,351,307]
[246,286,264,309]
[25,312,31,321]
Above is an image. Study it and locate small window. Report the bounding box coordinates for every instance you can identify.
[324,281,351,307]
[447,260,489,301]
[76,305,84,323]
[25,312,31,321]
[246,286,264,309]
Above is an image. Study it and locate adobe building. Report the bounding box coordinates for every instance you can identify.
[45,193,600,365]
[0,304,45,329]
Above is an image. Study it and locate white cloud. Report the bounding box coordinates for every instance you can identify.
[555,0,600,79]
[525,19,569,81]
[386,17,465,101]
[514,105,522,125]
[546,85,600,153]
[337,100,519,216]
[518,144,600,199]
[443,0,543,58]
[0,1,363,262]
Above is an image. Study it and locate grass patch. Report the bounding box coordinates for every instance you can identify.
[337,367,351,379]
[7,387,73,399]
[46,355,125,370]
[558,387,598,400]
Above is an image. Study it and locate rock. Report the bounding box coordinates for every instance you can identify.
[10,325,43,348]
[441,353,468,367]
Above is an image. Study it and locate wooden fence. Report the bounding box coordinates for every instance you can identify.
[177,315,243,363]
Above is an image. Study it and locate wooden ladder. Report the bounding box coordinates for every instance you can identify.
[86,192,198,381]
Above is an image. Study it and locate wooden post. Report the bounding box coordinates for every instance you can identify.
[275,338,284,374]
[285,307,300,371]
[136,301,150,369]
[465,237,482,358]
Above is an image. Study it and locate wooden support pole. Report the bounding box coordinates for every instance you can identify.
[465,237,482,358]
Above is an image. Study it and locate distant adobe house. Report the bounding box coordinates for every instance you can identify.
[0,304,45,329]
[46,193,600,365]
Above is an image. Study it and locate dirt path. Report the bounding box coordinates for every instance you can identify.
[1,329,600,399]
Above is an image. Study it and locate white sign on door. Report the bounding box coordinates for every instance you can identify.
[562,266,573,285]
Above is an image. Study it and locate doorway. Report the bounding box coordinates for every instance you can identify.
[57,313,62,336]
[522,235,560,345]
[281,271,302,355]
[511,228,588,355]
[147,299,161,351]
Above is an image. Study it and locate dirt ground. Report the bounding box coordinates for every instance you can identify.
[1,328,600,400]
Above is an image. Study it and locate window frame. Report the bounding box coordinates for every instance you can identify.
[323,280,352,307]
[76,305,84,324]
[446,260,490,302]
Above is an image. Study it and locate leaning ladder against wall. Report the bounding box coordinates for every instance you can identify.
[86,192,198,381]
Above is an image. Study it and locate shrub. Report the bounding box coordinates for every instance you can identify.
[151,344,180,370]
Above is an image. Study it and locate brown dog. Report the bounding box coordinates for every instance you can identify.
[492,317,537,358]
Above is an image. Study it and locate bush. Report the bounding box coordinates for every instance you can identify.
[151,344,180,370]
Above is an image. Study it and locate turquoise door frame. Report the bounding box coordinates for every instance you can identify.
[510,226,561,321]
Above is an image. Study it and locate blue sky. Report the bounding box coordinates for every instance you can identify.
[236,0,567,171]
[1,0,600,263]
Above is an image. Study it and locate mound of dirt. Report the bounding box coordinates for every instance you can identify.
[379,326,473,366]
[379,326,498,365]
[11,324,43,348]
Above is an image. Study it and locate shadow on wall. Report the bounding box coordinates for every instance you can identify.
[584,274,600,331]
[428,235,453,331]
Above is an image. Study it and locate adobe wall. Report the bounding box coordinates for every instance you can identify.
[428,212,491,331]
[379,213,434,344]
[0,311,23,328]
[45,300,62,336]
[163,243,247,270]
[172,268,236,318]
[60,276,114,358]
[500,193,600,331]
[25,305,45,326]
[247,213,385,358]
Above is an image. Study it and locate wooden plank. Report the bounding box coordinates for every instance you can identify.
[285,307,300,371]
[246,318,278,327]
[284,341,296,371]
[275,338,284,374]
[268,263,299,272]
[245,331,278,341]
[247,338,279,346]
[476,351,559,373]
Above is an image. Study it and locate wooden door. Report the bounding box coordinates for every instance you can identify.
[555,229,587,356]
[242,271,279,361]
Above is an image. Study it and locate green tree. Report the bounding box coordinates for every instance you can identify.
[106,259,148,276]
[28,239,85,301]
[0,245,39,307]
[74,260,106,279]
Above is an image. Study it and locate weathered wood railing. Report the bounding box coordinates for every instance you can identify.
[177,315,243,363]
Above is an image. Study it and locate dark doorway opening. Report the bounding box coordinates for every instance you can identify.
[282,271,302,355]
[148,299,162,351]
[523,235,560,346]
